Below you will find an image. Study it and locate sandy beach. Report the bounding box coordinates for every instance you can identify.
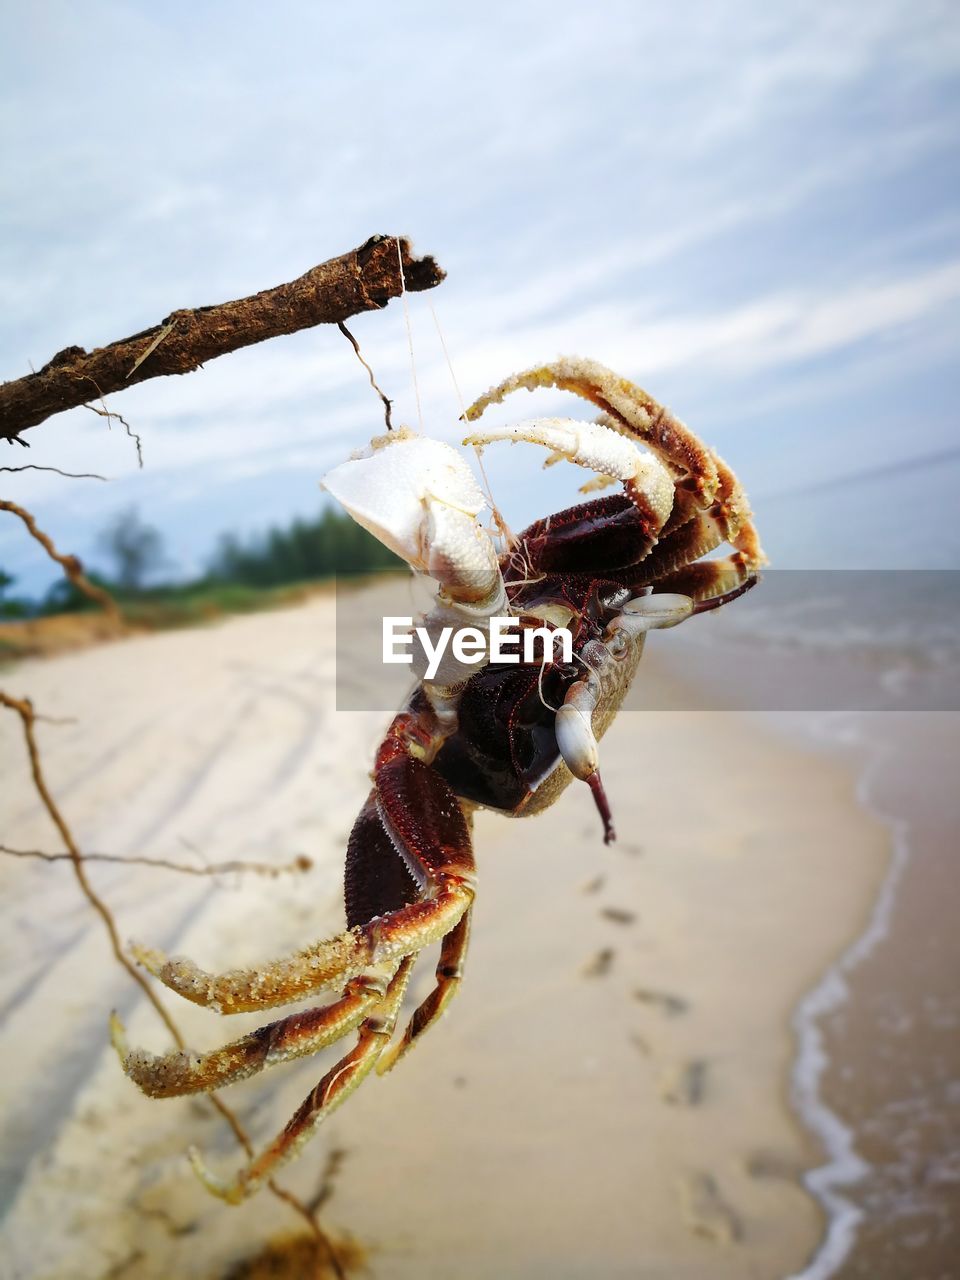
[0,593,911,1278]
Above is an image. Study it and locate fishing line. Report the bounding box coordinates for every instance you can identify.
[427,299,514,550]
[396,237,423,432]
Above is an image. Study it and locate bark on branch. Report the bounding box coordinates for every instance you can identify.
[0,234,445,443]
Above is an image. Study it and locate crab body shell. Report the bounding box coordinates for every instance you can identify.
[431,565,644,820]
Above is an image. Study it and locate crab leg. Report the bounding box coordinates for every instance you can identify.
[176,753,478,1201]
[465,357,722,505]
[466,359,766,574]
[633,452,764,575]
[129,884,469,1015]
[650,558,759,607]
[464,416,675,539]
[109,964,397,1097]
[714,454,764,571]
[377,904,473,1076]
[191,954,416,1203]
[130,759,476,1015]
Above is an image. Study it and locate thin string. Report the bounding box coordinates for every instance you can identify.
[396,237,423,432]
[427,298,513,548]
[536,648,562,712]
[428,300,467,420]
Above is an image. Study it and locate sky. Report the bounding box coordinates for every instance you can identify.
[2,0,959,595]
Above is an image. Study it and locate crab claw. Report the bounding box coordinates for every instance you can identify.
[555,677,617,845]
[464,417,674,537]
[322,427,502,605]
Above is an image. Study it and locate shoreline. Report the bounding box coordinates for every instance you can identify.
[653,635,960,1280]
[791,712,960,1279]
[785,727,910,1280]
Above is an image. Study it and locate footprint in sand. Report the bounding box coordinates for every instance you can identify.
[617,840,644,856]
[581,947,615,978]
[678,1170,742,1244]
[629,1030,652,1056]
[632,987,690,1016]
[659,1058,708,1106]
[600,906,636,925]
[743,1149,806,1181]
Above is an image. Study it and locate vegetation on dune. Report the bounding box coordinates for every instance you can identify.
[0,503,401,656]
[207,505,400,588]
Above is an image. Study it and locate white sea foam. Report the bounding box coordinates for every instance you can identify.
[782,714,912,1280]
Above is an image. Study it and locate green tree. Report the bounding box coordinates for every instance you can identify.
[207,505,399,586]
[97,507,168,591]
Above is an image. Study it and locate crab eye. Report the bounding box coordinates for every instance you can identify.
[608,630,628,658]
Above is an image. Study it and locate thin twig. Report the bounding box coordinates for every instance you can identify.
[1,235,445,442]
[337,322,393,431]
[0,691,182,1044]
[0,691,344,1276]
[0,464,107,480]
[0,498,120,618]
[83,399,143,468]
[0,844,312,879]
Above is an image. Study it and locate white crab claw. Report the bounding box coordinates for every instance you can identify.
[619,588,696,629]
[463,417,674,532]
[611,593,695,635]
[555,696,599,781]
[322,427,501,605]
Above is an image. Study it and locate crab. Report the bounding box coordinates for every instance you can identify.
[111,357,764,1202]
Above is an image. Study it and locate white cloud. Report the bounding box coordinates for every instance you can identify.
[3,0,959,587]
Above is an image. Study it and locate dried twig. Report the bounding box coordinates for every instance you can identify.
[82,400,143,468]
[0,464,107,480]
[0,690,344,1277]
[336,322,393,431]
[0,843,312,880]
[0,692,183,1044]
[1,235,445,442]
[0,498,120,618]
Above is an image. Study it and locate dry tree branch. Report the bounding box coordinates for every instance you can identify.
[0,235,445,443]
[0,498,120,618]
[0,690,345,1278]
[0,234,444,1278]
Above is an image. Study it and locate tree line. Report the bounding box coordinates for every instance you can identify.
[0,504,400,618]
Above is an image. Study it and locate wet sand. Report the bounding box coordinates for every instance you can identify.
[650,612,960,1280]
[798,714,960,1280]
[0,595,894,1278]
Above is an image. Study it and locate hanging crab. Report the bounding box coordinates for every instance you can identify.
[111,357,764,1202]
